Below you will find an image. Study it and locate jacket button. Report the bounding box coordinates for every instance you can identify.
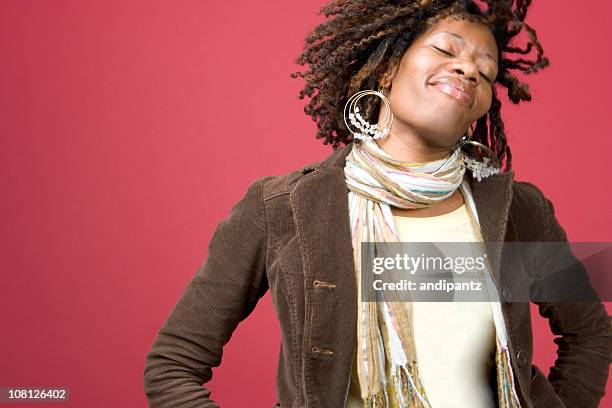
[516,350,528,368]
[312,346,334,356]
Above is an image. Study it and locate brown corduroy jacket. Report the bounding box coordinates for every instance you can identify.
[144,142,612,408]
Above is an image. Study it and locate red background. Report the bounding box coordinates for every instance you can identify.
[1,1,611,407]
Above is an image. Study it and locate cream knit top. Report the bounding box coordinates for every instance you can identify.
[346,203,497,408]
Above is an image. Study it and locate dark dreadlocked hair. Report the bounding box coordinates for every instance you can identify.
[290,0,549,171]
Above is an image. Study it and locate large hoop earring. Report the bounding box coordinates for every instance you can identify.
[343,88,393,142]
[458,127,501,181]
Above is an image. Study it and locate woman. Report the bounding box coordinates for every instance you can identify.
[144,1,612,407]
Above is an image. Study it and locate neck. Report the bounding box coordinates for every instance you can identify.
[372,118,458,163]
[375,100,458,163]
[374,135,454,164]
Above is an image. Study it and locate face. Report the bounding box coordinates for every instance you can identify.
[380,16,499,148]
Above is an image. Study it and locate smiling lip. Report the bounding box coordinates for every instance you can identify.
[428,78,474,108]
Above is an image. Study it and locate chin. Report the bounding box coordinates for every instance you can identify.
[415,124,462,148]
[413,113,464,138]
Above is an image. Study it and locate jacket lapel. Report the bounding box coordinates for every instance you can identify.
[290,142,515,406]
[290,161,357,407]
[468,169,516,284]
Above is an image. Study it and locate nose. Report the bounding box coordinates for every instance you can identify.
[446,58,480,85]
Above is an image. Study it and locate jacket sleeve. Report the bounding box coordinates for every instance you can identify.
[531,191,612,408]
[143,177,269,408]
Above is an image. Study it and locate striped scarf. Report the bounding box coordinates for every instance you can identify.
[344,139,521,408]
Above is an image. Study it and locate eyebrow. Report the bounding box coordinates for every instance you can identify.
[431,31,498,65]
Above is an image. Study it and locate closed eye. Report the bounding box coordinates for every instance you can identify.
[432,46,453,56]
[480,72,492,83]
[433,46,494,84]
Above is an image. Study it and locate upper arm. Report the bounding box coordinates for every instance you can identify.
[143,177,269,406]
[520,182,611,402]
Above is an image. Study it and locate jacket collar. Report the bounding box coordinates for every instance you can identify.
[312,141,516,262]
[291,141,515,407]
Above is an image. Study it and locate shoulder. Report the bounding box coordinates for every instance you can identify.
[258,143,353,201]
[509,178,557,239]
[239,141,350,213]
[259,160,325,202]
[226,160,326,240]
[228,159,324,226]
[511,179,550,210]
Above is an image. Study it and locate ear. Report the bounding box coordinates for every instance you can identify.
[380,62,400,90]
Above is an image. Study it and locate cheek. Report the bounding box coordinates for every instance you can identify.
[476,88,493,116]
[390,66,430,110]
[393,52,434,93]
